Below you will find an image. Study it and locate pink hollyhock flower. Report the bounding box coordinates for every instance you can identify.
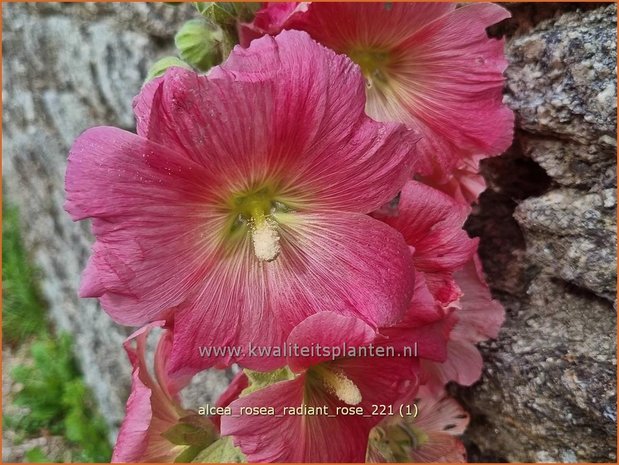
[239,2,514,182]
[65,31,417,373]
[423,256,505,387]
[367,386,469,462]
[112,322,217,463]
[220,311,431,462]
[421,154,488,205]
[374,180,478,306]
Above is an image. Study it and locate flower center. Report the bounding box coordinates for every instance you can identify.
[313,365,362,406]
[348,48,392,89]
[227,185,288,262]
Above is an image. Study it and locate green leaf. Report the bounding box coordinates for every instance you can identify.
[24,447,49,463]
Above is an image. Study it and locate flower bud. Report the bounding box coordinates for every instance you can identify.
[174,18,224,71]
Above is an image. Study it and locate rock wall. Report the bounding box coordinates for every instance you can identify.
[460,4,617,462]
[1,3,231,444]
[2,2,616,461]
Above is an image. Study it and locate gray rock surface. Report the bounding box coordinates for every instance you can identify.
[460,3,617,462]
[2,2,617,462]
[2,2,230,445]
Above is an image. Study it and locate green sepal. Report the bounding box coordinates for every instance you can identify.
[162,412,218,446]
[192,436,246,463]
[145,56,192,83]
[241,366,295,396]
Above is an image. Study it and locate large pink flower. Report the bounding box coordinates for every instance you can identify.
[374,180,478,306]
[240,2,514,182]
[112,323,217,463]
[65,31,417,373]
[220,312,422,462]
[367,386,469,462]
[423,256,505,387]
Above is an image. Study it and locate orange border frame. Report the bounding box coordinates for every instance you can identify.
[0,1,617,464]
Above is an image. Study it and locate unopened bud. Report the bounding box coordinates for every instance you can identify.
[174,18,224,71]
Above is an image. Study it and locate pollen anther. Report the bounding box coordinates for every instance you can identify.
[251,217,281,262]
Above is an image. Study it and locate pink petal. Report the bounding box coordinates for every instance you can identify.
[280,3,513,181]
[452,256,505,342]
[335,355,419,420]
[112,367,154,463]
[290,3,457,49]
[422,338,484,387]
[286,312,377,372]
[222,375,371,462]
[134,33,415,213]
[169,212,415,373]
[384,3,514,179]
[211,372,249,431]
[213,31,417,212]
[376,180,477,304]
[133,75,164,138]
[421,154,487,205]
[238,3,307,48]
[380,273,456,362]
[65,127,223,326]
[113,322,183,463]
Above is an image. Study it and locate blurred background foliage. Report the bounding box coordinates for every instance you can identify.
[3,200,112,462]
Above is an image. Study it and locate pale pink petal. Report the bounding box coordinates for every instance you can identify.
[415,386,469,435]
[453,256,505,342]
[422,338,484,387]
[409,387,469,462]
[376,180,477,304]
[410,435,467,463]
[421,154,487,205]
[169,212,415,373]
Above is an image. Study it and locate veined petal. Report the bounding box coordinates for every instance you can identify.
[287,312,376,372]
[452,256,505,342]
[289,3,457,50]
[221,375,370,462]
[266,3,514,180]
[65,127,224,326]
[376,181,477,304]
[113,323,186,463]
[135,31,415,213]
[169,212,415,373]
[381,273,456,363]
